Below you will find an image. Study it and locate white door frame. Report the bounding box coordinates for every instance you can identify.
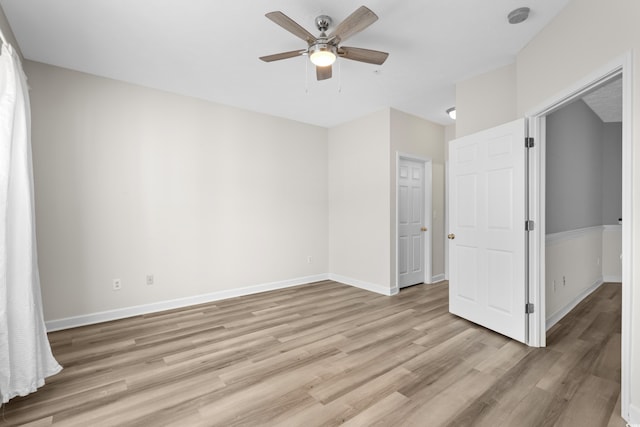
[396,152,433,287]
[444,160,449,280]
[527,52,632,420]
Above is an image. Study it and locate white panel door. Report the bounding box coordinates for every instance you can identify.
[448,119,527,343]
[398,159,425,287]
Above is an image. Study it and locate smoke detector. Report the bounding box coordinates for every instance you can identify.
[508,7,530,24]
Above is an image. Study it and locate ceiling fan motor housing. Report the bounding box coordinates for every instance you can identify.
[315,15,332,33]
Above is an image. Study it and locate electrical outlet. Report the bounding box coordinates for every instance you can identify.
[146,274,154,286]
[307,256,312,264]
[113,279,122,291]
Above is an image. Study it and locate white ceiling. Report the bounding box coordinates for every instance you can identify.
[0,0,571,128]
[582,76,623,123]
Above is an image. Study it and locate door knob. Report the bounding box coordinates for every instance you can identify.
[421,227,428,232]
[448,233,456,240]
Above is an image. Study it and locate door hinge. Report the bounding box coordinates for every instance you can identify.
[525,303,534,314]
[525,137,534,148]
[525,220,535,231]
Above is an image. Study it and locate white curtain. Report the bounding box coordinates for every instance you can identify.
[0,35,61,403]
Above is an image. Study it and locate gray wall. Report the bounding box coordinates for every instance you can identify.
[546,99,621,234]
[602,123,623,225]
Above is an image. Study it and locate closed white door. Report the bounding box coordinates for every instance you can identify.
[398,159,425,287]
[448,119,527,343]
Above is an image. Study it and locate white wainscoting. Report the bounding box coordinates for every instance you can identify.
[602,224,623,282]
[545,225,622,330]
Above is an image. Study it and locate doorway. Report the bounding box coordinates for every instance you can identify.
[396,154,432,288]
[445,54,632,422]
[543,76,622,329]
[527,54,632,420]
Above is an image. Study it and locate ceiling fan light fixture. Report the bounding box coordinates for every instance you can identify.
[309,43,337,67]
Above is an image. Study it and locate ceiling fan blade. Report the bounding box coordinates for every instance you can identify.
[316,65,332,81]
[328,6,378,44]
[265,11,317,44]
[338,46,389,65]
[259,50,305,62]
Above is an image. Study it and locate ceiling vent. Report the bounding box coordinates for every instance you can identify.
[508,7,530,24]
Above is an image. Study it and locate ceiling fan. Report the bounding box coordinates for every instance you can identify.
[259,6,389,81]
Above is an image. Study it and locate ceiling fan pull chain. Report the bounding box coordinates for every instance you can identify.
[338,60,342,93]
[305,55,309,94]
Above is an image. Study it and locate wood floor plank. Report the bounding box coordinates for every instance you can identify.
[334,367,416,412]
[17,417,53,427]
[196,365,320,424]
[607,391,627,427]
[308,342,426,405]
[268,399,355,427]
[340,391,410,427]
[474,339,531,377]
[444,348,563,426]
[400,368,498,426]
[55,373,224,427]
[495,386,566,427]
[1,281,624,426]
[554,374,620,427]
[218,345,342,388]
[593,332,622,383]
[0,381,128,425]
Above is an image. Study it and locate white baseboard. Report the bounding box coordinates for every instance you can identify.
[629,403,640,425]
[328,274,397,296]
[46,274,329,332]
[546,278,604,331]
[431,273,446,283]
[603,275,622,283]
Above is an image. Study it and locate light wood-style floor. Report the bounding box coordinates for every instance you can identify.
[1,281,625,426]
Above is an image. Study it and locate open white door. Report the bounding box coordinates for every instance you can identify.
[448,118,527,343]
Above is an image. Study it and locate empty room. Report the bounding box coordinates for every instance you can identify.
[0,1,638,426]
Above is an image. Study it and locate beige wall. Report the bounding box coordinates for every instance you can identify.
[455,63,517,138]
[327,108,446,293]
[26,60,447,321]
[328,109,392,292]
[390,109,445,283]
[26,61,329,321]
[515,1,639,118]
[444,124,456,150]
[455,0,640,419]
